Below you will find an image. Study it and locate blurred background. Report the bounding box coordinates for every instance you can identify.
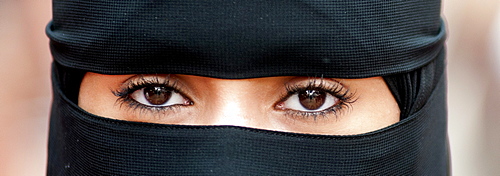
[0,0,499,175]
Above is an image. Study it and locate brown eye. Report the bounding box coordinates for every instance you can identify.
[130,85,189,107]
[298,90,326,110]
[280,89,338,112]
[144,86,172,105]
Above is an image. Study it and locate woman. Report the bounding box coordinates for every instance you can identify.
[47,0,448,175]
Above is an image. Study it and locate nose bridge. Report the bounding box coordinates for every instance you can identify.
[208,80,255,126]
[212,96,247,126]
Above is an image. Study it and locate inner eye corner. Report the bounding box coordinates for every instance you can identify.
[274,101,286,110]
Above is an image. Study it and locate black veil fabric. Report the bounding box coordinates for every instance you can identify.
[384,50,446,119]
[47,0,444,79]
[46,0,449,175]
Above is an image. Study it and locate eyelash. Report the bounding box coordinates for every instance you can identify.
[112,76,356,119]
[279,79,356,120]
[113,76,192,116]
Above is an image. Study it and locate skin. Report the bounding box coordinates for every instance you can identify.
[79,72,400,135]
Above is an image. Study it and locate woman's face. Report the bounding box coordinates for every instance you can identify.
[79,73,400,135]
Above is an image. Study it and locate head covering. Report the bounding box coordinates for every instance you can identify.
[47,0,449,175]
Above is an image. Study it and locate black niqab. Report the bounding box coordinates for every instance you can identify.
[46,0,448,175]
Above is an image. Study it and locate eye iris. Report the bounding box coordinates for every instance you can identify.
[144,86,172,105]
[298,90,326,110]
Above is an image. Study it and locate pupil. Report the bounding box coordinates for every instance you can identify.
[144,86,172,105]
[298,90,326,110]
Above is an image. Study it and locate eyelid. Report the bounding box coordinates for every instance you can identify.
[123,74,178,89]
[117,74,189,97]
[280,78,346,101]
